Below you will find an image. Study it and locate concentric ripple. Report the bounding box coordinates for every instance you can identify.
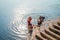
[6,13,60,40]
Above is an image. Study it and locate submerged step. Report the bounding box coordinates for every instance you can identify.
[57,22,60,26]
[40,32,56,40]
[36,33,47,40]
[45,29,60,39]
[49,27,60,35]
[53,25,60,30]
[35,35,43,40]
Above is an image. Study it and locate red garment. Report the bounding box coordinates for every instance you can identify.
[27,17,33,29]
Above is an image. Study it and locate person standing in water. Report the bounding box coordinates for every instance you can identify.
[37,16,45,27]
[27,16,33,36]
[27,16,45,35]
[30,16,45,40]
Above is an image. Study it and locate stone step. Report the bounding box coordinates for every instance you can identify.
[53,22,60,28]
[53,25,60,30]
[45,28,60,39]
[35,35,43,40]
[35,33,47,40]
[49,26,60,35]
[40,32,56,40]
[57,22,60,26]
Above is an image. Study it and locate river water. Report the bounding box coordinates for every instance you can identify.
[0,0,60,40]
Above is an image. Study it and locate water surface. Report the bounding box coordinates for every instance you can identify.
[0,0,60,40]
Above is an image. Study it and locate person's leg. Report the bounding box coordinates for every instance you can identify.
[29,30,33,36]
